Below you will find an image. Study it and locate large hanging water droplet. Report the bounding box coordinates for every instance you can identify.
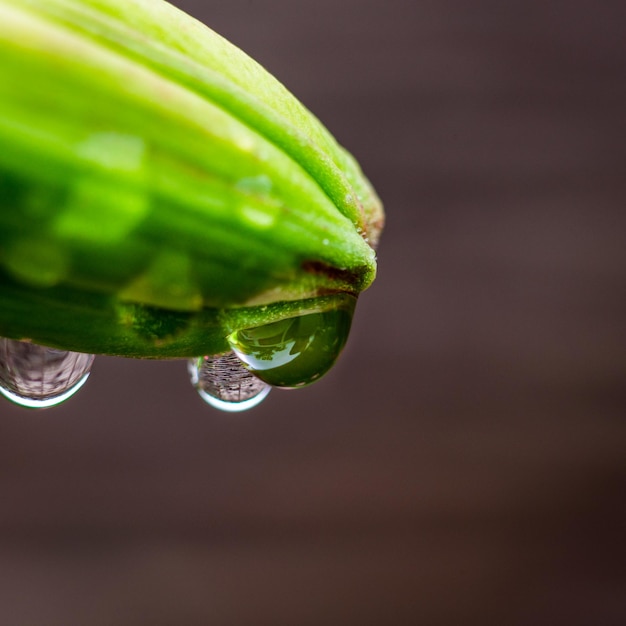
[188,351,271,412]
[227,298,355,388]
[0,339,94,408]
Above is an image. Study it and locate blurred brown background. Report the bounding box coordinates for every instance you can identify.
[1,0,625,624]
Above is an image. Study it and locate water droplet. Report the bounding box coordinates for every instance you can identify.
[188,352,271,412]
[227,299,355,388]
[0,339,94,408]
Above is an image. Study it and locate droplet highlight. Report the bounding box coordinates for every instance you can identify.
[0,339,94,408]
[227,300,355,388]
[188,352,271,412]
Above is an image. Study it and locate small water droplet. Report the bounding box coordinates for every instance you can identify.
[227,298,355,388]
[0,339,94,408]
[188,352,271,412]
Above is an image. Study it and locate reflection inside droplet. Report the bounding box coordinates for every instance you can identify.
[188,351,271,412]
[0,339,94,408]
[227,298,355,388]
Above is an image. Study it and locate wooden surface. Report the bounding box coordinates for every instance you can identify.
[0,1,625,624]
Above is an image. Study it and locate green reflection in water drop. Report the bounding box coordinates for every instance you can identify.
[227,297,356,388]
